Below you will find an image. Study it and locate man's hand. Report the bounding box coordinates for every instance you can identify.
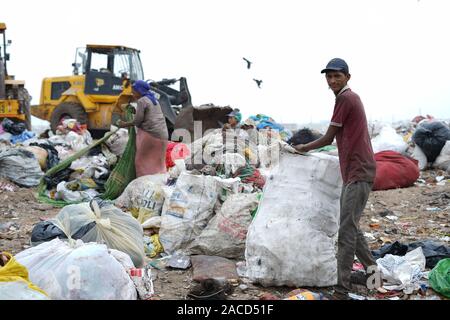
[294,144,309,153]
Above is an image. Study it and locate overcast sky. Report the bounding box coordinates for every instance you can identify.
[3,0,450,125]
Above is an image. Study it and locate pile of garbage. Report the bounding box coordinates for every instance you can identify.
[2,111,450,300]
[365,116,450,190]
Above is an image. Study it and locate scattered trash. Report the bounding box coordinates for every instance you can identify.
[386,215,399,221]
[259,292,281,300]
[285,288,326,300]
[127,266,154,300]
[348,293,366,300]
[143,234,164,258]
[376,247,427,293]
[0,180,17,192]
[167,251,192,269]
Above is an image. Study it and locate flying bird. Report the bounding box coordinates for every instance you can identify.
[243,57,252,69]
[253,79,263,88]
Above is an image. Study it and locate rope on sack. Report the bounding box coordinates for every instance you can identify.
[89,199,112,230]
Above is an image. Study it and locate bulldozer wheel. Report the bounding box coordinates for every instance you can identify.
[50,102,87,132]
[18,87,32,131]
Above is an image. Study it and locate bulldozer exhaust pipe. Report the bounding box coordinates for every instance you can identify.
[0,57,5,99]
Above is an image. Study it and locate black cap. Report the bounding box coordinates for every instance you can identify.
[321,58,349,74]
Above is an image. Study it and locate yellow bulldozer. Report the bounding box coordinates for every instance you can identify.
[31,44,232,139]
[0,22,32,130]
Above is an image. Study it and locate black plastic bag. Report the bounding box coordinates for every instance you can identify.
[412,121,450,163]
[408,240,450,269]
[371,241,408,259]
[372,240,450,269]
[31,220,97,245]
[44,167,74,189]
[288,128,323,145]
[1,118,26,135]
[29,142,60,170]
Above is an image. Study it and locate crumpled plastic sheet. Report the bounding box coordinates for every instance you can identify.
[376,247,427,294]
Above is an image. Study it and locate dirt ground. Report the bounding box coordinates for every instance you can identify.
[1,169,449,300]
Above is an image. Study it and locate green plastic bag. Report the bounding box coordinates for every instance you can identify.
[429,258,450,298]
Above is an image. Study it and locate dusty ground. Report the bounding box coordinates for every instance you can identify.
[1,170,449,300]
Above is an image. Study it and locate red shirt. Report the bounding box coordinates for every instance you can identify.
[330,88,376,185]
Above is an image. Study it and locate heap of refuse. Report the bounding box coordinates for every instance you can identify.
[2,111,450,300]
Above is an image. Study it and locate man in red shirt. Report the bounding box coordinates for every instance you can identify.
[295,58,377,292]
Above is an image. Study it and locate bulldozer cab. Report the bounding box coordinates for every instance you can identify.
[73,45,144,97]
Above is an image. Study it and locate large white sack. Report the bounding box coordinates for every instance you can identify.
[371,126,408,154]
[245,152,342,287]
[0,281,49,300]
[115,173,169,224]
[411,145,428,171]
[433,140,450,172]
[15,239,137,300]
[105,128,128,156]
[159,172,219,254]
[188,193,259,258]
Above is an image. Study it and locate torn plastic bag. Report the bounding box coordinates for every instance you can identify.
[0,148,43,187]
[15,239,137,300]
[50,201,145,267]
[376,247,426,293]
